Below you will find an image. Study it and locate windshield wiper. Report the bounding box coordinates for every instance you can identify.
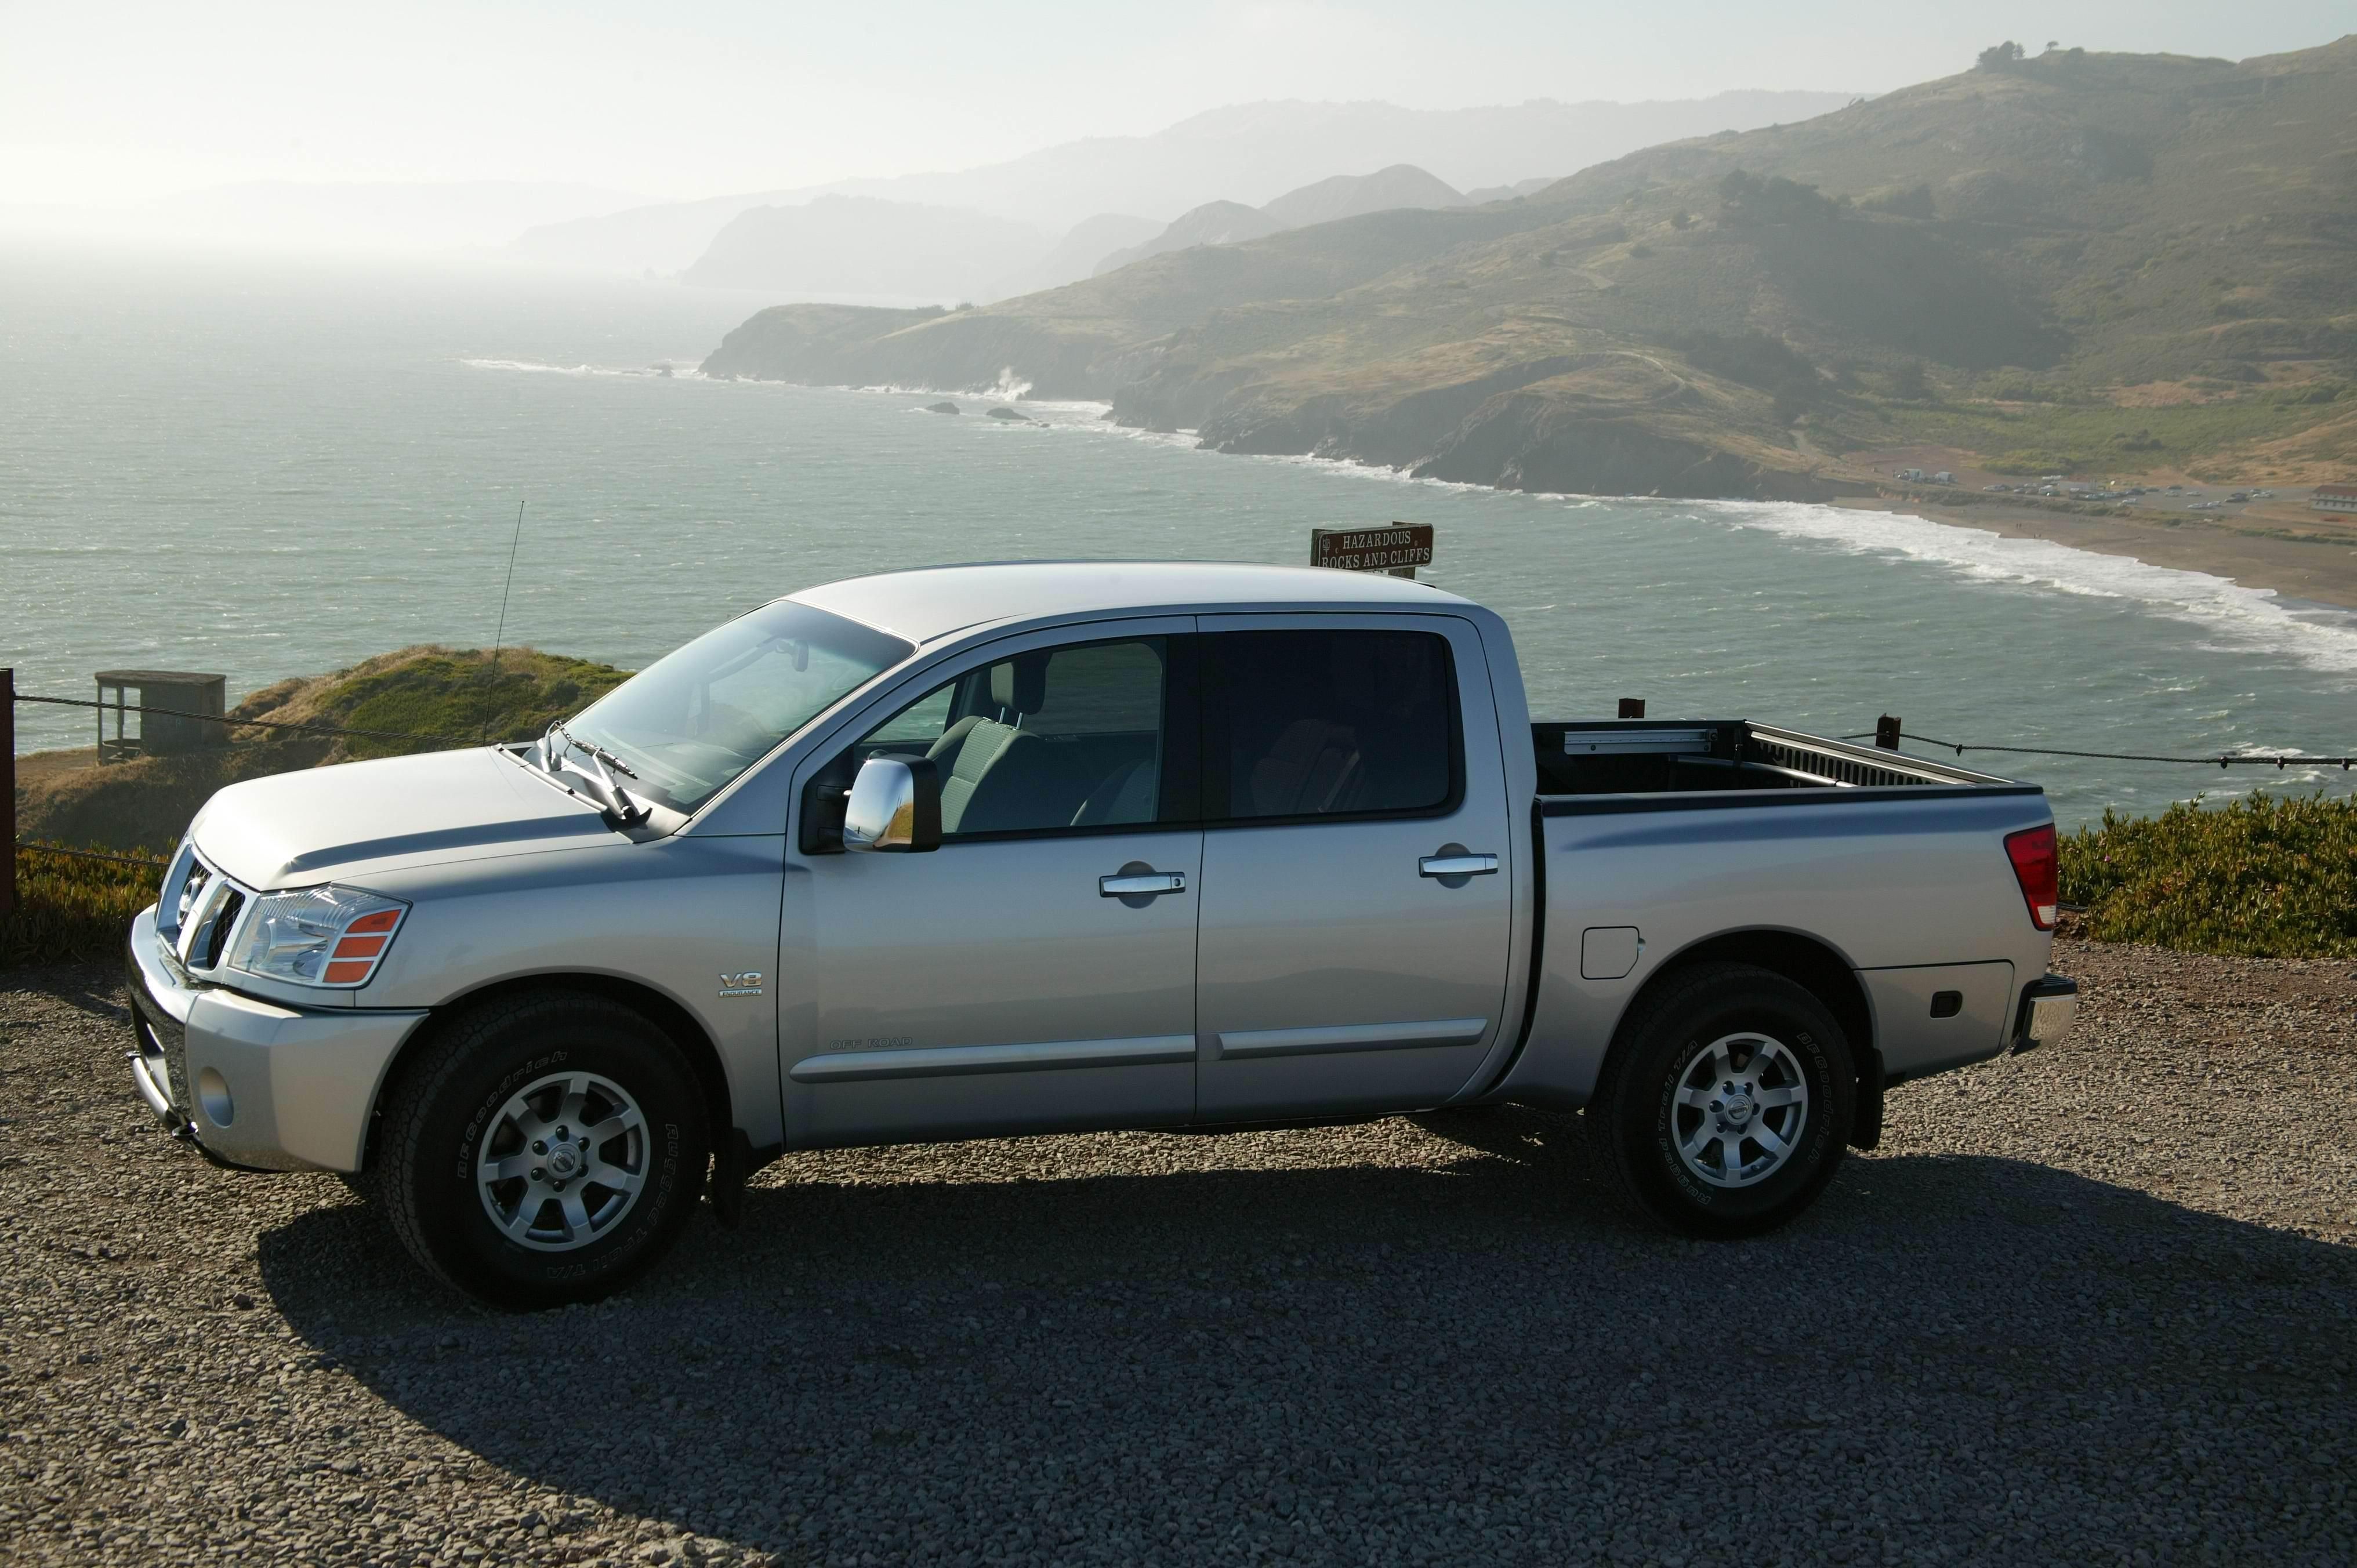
[543,720,640,779]
[538,721,651,827]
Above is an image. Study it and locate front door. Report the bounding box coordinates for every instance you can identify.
[1193,617,1515,1120]
[788,627,1201,1145]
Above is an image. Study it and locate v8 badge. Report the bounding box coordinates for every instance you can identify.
[719,971,764,997]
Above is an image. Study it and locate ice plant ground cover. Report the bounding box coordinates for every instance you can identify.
[2061,792,2357,957]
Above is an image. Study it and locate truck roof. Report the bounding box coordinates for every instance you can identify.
[790,560,1465,645]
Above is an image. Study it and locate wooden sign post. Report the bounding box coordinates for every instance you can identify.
[1310,523,1434,579]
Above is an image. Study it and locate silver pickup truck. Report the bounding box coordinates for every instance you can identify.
[125,562,2077,1308]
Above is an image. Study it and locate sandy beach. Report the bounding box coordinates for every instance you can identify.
[1834,497,2357,613]
[1833,445,2357,612]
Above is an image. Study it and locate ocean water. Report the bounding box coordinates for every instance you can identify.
[8,241,2357,831]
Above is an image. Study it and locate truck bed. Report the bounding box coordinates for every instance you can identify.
[1499,717,2055,1115]
[1532,720,2020,801]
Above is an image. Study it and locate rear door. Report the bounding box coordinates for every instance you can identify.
[1192,615,1516,1120]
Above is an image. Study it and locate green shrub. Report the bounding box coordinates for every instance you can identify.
[2059,793,2357,957]
[1987,450,2094,474]
[1717,168,1840,226]
[324,651,630,760]
[1859,183,1935,219]
[2,845,168,968]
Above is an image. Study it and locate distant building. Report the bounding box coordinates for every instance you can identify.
[2314,484,2357,515]
[94,669,227,763]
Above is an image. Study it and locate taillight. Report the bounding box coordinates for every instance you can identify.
[2004,825,2059,931]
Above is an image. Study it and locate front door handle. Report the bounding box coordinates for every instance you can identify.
[1419,852,1499,878]
[1100,870,1186,897]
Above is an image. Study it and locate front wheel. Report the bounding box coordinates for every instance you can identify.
[375,992,710,1309]
[1589,963,1855,1238]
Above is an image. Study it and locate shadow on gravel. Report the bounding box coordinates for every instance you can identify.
[258,1113,2357,1565]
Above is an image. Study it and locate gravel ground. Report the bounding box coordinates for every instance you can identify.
[3,937,2353,1567]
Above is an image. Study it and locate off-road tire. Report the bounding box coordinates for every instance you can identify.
[1588,962,1854,1238]
[375,991,708,1309]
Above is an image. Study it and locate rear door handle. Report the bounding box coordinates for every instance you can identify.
[1100,870,1186,896]
[1419,853,1498,878]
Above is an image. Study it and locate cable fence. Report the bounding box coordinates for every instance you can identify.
[1839,714,2357,770]
[17,843,172,869]
[3,665,503,916]
[7,672,2356,919]
[13,691,471,747]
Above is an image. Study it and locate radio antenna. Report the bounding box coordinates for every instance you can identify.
[480,499,527,742]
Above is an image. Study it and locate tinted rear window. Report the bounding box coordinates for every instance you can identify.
[1203,629,1456,821]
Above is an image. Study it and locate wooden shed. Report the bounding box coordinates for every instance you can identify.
[94,670,229,762]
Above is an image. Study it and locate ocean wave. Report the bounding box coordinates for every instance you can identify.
[460,357,705,379]
[1210,440,2357,684]
[737,380,2357,682]
[1701,499,2357,677]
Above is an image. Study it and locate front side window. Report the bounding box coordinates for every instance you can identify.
[1203,629,1456,822]
[567,602,911,815]
[848,637,1171,837]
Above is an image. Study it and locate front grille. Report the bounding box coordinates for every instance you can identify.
[166,848,255,977]
[158,843,204,944]
[202,890,245,969]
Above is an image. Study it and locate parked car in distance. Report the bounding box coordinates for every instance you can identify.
[124,563,2079,1308]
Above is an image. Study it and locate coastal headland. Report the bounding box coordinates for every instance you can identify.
[700,39,2357,607]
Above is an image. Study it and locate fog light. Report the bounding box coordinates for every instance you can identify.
[197,1066,234,1127]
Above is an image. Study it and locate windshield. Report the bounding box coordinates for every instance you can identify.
[561,601,911,815]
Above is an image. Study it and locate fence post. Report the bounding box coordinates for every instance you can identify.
[1874,714,1902,750]
[2,667,14,919]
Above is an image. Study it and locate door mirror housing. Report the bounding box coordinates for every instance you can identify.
[842,755,942,852]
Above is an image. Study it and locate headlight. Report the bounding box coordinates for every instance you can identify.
[230,885,409,989]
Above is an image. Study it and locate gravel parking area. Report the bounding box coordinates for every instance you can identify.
[3,937,2353,1567]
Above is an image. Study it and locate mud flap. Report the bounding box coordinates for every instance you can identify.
[709,1128,753,1227]
[1849,1047,1885,1151]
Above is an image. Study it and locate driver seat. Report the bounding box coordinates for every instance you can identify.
[926,654,1059,834]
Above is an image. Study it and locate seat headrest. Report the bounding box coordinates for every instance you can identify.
[990,652,1048,716]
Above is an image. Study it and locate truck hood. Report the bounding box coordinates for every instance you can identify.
[191,747,619,890]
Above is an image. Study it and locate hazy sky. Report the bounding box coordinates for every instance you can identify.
[5,0,2349,206]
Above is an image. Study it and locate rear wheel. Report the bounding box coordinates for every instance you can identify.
[375,992,709,1309]
[1589,963,1854,1238]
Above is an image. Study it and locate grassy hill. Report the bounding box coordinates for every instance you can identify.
[702,37,2357,499]
[15,647,628,852]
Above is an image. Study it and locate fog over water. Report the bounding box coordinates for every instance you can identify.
[6,244,2355,829]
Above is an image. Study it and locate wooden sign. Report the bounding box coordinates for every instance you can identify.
[1310,523,1434,578]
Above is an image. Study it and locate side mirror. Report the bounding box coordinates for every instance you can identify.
[842,754,942,852]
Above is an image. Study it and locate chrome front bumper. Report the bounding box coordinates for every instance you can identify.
[2011,973,2079,1055]
[124,906,429,1172]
